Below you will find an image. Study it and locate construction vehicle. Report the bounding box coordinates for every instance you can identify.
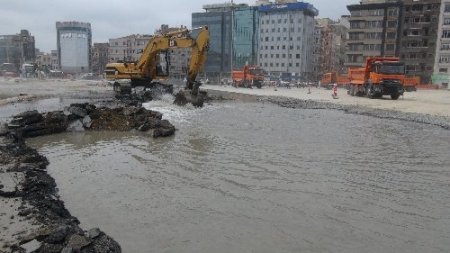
[404,76,420,92]
[105,26,209,101]
[320,72,350,89]
[231,65,265,88]
[0,63,19,78]
[348,57,405,100]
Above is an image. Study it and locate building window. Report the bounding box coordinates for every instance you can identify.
[443,30,450,38]
[387,21,397,28]
[386,32,396,39]
[446,3,450,13]
[386,44,395,51]
[439,68,448,73]
[296,54,300,59]
[388,8,399,16]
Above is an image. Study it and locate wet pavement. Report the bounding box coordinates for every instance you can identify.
[27,100,450,253]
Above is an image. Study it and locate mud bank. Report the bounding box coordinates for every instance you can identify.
[206,89,450,130]
[0,103,176,252]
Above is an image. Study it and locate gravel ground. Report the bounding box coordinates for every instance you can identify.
[205,87,450,130]
[204,84,450,118]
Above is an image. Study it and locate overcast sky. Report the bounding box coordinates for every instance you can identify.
[0,0,355,52]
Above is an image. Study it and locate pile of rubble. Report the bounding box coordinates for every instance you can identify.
[5,103,175,139]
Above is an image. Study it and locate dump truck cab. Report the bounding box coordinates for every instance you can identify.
[349,57,405,100]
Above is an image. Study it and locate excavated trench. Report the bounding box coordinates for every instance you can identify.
[0,99,176,252]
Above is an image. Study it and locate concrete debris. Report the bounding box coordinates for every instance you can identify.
[0,172,25,197]
[20,239,41,253]
[67,234,91,250]
[4,103,175,138]
[0,122,9,136]
[67,120,85,132]
[173,90,207,107]
[82,115,92,128]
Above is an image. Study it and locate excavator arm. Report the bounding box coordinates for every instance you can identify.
[134,26,209,90]
[186,27,209,91]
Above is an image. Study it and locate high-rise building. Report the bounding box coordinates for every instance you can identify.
[92,43,109,75]
[346,0,403,68]
[192,3,235,77]
[233,6,260,69]
[50,50,59,70]
[316,17,350,78]
[0,30,35,71]
[257,2,318,79]
[433,1,450,88]
[56,21,92,74]
[400,0,440,83]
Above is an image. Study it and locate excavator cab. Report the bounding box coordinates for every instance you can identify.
[155,51,170,77]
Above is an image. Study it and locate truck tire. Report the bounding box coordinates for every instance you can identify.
[350,85,355,96]
[391,94,400,100]
[367,86,375,99]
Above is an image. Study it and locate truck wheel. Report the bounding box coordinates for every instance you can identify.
[113,82,120,92]
[391,94,400,100]
[367,87,375,99]
[349,85,354,96]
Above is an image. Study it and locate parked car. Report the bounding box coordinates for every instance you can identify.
[0,63,19,78]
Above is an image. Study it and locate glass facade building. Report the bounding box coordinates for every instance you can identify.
[192,11,232,77]
[233,7,259,69]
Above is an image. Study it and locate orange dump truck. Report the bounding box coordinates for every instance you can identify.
[321,72,350,89]
[348,57,405,100]
[232,65,265,89]
[404,76,420,92]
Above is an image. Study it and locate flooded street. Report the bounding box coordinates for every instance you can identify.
[28,101,450,253]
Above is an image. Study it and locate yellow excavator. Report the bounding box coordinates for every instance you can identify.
[105,26,209,104]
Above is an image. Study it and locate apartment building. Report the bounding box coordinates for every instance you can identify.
[400,0,440,83]
[92,43,109,75]
[433,1,450,87]
[258,2,318,79]
[316,18,349,77]
[346,0,403,68]
[108,34,152,63]
[0,30,35,71]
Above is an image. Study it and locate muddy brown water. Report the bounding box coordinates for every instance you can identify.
[27,100,450,253]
